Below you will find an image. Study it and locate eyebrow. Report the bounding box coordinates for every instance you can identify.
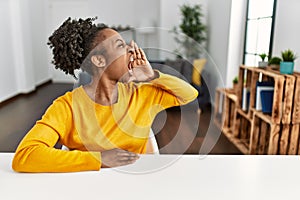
[115,38,124,43]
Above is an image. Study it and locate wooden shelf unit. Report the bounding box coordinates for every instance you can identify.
[214,65,300,155]
[237,65,286,124]
[292,72,300,124]
[232,108,252,154]
[214,88,237,135]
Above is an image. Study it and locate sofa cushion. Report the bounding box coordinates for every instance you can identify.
[192,59,207,86]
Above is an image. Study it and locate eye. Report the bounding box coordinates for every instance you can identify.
[118,42,125,48]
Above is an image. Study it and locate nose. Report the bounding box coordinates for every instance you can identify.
[127,40,135,53]
[127,44,134,54]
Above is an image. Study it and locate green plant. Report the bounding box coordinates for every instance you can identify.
[233,76,238,84]
[259,53,268,62]
[281,49,297,62]
[268,56,282,65]
[172,4,207,59]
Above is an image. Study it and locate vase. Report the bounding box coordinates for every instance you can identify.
[233,83,239,94]
[269,64,280,70]
[258,61,268,68]
[261,90,274,114]
[280,61,294,74]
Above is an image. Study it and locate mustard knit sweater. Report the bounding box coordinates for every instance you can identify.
[12,72,198,172]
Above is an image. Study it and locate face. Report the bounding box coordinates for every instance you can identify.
[92,28,133,82]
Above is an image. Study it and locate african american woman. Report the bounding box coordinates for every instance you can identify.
[12,17,198,172]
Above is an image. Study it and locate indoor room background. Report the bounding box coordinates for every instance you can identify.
[1,0,300,154]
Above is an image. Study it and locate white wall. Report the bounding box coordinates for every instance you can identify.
[29,0,51,85]
[12,0,36,94]
[88,0,160,60]
[226,0,247,87]
[272,0,300,72]
[159,0,208,60]
[206,0,232,99]
[2,0,300,102]
[0,0,51,102]
[0,0,19,102]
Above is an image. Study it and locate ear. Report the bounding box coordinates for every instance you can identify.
[91,55,106,68]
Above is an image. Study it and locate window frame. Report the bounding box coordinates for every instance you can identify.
[243,0,277,65]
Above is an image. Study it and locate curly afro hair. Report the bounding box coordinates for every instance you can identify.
[47,17,108,77]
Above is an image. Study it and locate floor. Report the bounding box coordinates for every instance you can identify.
[0,82,241,154]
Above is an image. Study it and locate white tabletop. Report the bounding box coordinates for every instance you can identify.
[1,153,300,200]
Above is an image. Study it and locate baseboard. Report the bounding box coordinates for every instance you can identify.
[0,80,52,107]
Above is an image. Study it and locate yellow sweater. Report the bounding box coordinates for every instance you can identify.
[12,72,198,172]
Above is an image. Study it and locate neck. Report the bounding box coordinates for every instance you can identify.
[84,73,118,105]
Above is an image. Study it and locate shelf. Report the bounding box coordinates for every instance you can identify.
[214,65,300,155]
[292,72,300,124]
[252,110,272,125]
[222,129,249,154]
[214,88,237,134]
[288,124,300,155]
[238,65,286,124]
[236,108,252,121]
[250,112,277,154]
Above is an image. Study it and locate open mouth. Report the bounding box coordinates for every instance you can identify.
[128,55,134,70]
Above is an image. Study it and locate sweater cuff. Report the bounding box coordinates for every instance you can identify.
[82,151,101,171]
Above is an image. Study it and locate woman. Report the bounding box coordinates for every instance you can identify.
[12,17,198,172]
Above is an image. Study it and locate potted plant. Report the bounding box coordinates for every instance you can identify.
[172,4,207,60]
[268,56,282,70]
[258,53,268,68]
[232,76,238,94]
[280,49,297,74]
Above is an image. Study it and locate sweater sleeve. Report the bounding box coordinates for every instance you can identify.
[12,97,101,173]
[147,70,198,109]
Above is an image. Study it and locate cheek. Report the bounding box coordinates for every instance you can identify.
[116,54,128,68]
[106,49,126,65]
[108,55,128,77]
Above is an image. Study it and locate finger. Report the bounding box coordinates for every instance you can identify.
[118,155,139,161]
[139,58,146,65]
[130,40,134,48]
[118,160,136,166]
[131,42,137,60]
[139,48,147,61]
[136,59,141,65]
[117,150,138,157]
[136,49,142,60]
[118,158,138,166]
[134,42,142,59]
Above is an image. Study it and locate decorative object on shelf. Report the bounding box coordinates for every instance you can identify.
[261,90,274,114]
[280,49,297,74]
[256,81,274,112]
[258,53,268,68]
[172,4,207,60]
[268,56,282,70]
[232,76,238,94]
[242,86,250,111]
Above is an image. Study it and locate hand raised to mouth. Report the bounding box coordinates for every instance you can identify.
[126,41,158,83]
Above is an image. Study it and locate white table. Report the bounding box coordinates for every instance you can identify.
[1,153,300,200]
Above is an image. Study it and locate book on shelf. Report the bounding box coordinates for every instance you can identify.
[256,81,274,111]
[242,87,250,111]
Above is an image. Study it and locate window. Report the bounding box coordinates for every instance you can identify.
[243,0,277,66]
